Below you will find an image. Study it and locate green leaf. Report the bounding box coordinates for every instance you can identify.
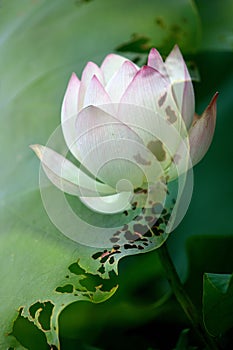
[196,0,233,51]
[0,0,201,348]
[203,273,233,336]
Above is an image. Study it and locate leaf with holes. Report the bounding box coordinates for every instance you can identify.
[0,0,201,348]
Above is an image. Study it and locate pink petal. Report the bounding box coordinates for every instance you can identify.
[105,61,138,102]
[189,93,218,166]
[165,45,194,129]
[78,61,104,109]
[30,144,115,196]
[100,53,129,83]
[147,48,166,74]
[61,73,81,160]
[120,65,169,112]
[83,75,111,107]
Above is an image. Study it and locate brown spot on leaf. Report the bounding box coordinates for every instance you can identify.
[155,16,166,29]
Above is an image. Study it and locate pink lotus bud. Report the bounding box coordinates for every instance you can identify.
[31,47,217,249]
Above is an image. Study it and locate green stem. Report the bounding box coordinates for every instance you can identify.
[157,242,220,350]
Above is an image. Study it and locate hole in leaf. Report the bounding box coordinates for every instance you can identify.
[29,301,54,331]
[12,310,50,350]
[80,270,118,292]
[68,261,86,275]
[98,265,105,274]
[56,284,74,293]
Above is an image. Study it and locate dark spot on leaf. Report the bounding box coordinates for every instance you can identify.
[113,230,121,236]
[133,215,143,221]
[123,210,128,216]
[152,202,163,214]
[155,16,166,29]
[131,202,137,210]
[133,223,148,235]
[147,140,166,161]
[170,24,183,35]
[110,237,120,243]
[141,207,146,214]
[125,230,141,241]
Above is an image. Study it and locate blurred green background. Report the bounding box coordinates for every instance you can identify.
[0,0,233,349]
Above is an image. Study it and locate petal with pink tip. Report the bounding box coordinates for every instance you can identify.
[100,53,130,83]
[61,73,80,160]
[165,45,194,129]
[105,61,138,102]
[30,144,115,196]
[147,48,166,75]
[83,75,111,108]
[78,61,104,109]
[188,93,218,166]
[120,66,169,112]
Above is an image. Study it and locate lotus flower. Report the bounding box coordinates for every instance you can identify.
[31,46,217,250]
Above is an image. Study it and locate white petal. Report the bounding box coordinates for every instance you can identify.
[105,61,138,102]
[165,45,194,129]
[100,53,129,83]
[120,65,168,112]
[147,48,166,74]
[188,93,218,166]
[83,75,111,107]
[116,103,188,175]
[61,73,81,160]
[75,106,163,188]
[30,144,115,196]
[78,61,104,109]
[80,191,132,214]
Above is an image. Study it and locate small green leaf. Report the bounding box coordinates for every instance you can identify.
[203,273,233,336]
